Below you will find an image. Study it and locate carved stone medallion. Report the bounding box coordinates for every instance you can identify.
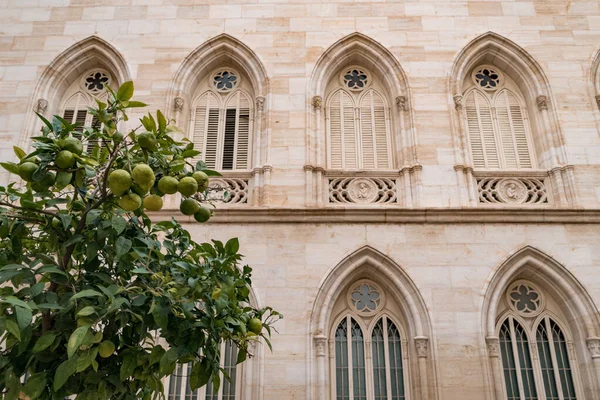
[347,178,378,203]
[496,178,528,204]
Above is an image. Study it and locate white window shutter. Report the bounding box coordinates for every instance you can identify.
[359,90,390,169]
[193,92,220,169]
[465,90,499,168]
[327,91,343,169]
[224,91,251,170]
[342,91,357,169]
[495,90,532,169]
[63,92,88,131]
[327,90,357,169]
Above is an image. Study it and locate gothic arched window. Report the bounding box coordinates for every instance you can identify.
[166,341,240,400]
[463,65,535,169]
[190,69,252,171]
[331,280,407,400]
[326,67,392,170]
[496,281,579,400]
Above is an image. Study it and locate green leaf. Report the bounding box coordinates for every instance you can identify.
[182,149,201,159]
[117,81,134,102]
[236,348,247,365]
[0,162,19,175]
[22,372,46,399]
[115,236,132,259]
[225,238,239,254]
[54,358,76,391]
[189,359,211,390]
[120,352,137,381]
[35,111,53,131]
[159,347,178,376]
[69,289,103,302]
[124,101,148,108]
[111,215,127,235]
[15,306,32,330]
[152,303,168,330]
[2,296,32,310]
[76,306,97,317]
[13,146,26,160]
[67,325,89,358]
[5,319,20,340]
[86,209,103,225]
[32,332,57,352]
[157,110,166,133]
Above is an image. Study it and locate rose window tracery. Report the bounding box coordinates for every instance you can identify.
[347,280,383,315]
[213,70,239,92]
[472,66,502,90]
[83,71,110,94]
[341,68,369,91]
[506,280,544,317]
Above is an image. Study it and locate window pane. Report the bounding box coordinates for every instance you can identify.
[550,320,577,400]
[222,341,238,400]
[387,319,405,400]
[514,321,537,400]
[169,364,185,400]
[335,319,350,400]
[371,319,386,400]
[222,108,236,170]
[350,319,366,400]
[536,320,559,399]
[499,320,520,400]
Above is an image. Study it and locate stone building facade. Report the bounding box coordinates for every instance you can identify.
[2,1,600,399]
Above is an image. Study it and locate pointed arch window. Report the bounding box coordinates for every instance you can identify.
[166,341,240,400]
[496,281,580,400]
[463,66,535,169]
[326,67,392,170]
[190,69,252,171]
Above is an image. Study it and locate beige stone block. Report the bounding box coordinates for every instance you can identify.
[535,1,568,15]
[486,16,522,32]
[468,2,503,16]
[501,2,536,16]
[540,30,575,44]
[147,6,178,19]
[274,4,306,18]
[355,17,388,31]
[422,16,455,31]
[128,20,159,34]
[20,8,51,22]
[209,5,242,19]
[519,16,555,30]
[256,17,290,32]
[224,18,257,33]
[307,3,337,17]
[290,17,322,31]
[242,4,274,18]
[405,3,436,16]
[11,36,45,51]
[63,21,98,36]
[82,6,115,20]
[337,3,372,17]
[435,2,469,16]
[388,16,422,31]
[0,22,33,36]
[113,6,148,20]
[322,17,355,32]
[43,36,76,51]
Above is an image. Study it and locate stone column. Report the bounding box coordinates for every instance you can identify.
[314,334,328,400]
[414,336,429,400]
[452,95,475,206]
[486,336,504,400]
[586,337,600,389]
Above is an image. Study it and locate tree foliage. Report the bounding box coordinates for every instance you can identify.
[0,82,280,399]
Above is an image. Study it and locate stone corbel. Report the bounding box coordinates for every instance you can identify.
[486,336,500,358]
[395,95,408,112]
[453,94,463,111]
[414,336,428,358]
[595,95,600,111]
[312,96,322,109]
[587,337,600,359]
[173,97,184,112]
[314,334,327,357]
[37,98,48,114]
[536,95,548,111]
[256,96,265,112]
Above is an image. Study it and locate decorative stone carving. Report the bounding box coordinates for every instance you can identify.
[536,95,548,111]
[314,335,327,357]
[486,336,500,357]
[506,280,544,317]
[472,65,503,91]
[587,337,600,359]
[396,95,408,111]
[312,96,322,109]
[414,336,428,358]
[36,98,48,114]
[174,97,184,112]
[595,94,600,111]
[453,95,463,110]
[256,96,265,112]
[347,280,384,316]
[477,177,548,205]
[204,178,249,204]
[329,177,397,204]
[82,70,110,94]
[341,67,369,91]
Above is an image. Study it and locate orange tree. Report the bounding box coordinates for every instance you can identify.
[0,82,280,400]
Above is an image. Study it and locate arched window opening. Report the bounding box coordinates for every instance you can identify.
[331,280,407,400]
[190,69,253,171]
[166,341,240,400]
[326,67,392,171]
[463,66,535,170]
[495,280,580,400]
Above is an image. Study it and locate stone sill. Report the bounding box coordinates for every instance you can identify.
[150,207,600,224]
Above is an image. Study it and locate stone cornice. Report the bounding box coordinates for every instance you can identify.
[151,207,600,224]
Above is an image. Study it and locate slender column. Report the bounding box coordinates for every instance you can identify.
[314,334,328,400]
[586,337,600,391]
[304,165,314,206]
[486,336,505,400]
[316,167,324,206]
[262,165,272,206]
[414,336,429,400]
[550,167,567,206]
[465,166,477,205]
[453,95,474,206]
[411,164,422,208]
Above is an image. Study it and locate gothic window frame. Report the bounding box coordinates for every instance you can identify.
[462,67,537,171]
[325,66,394,171]
[495,282,581,400]
[329,284,410,400]
[188,68,254,172]
[164,340,242,400]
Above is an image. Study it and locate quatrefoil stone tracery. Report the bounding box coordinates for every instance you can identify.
[347,281,383,315]
[212,69,239,92]
[82,70,110,94]
[472,65,503,91]
[341,67,369,91]
[507,280,544,317]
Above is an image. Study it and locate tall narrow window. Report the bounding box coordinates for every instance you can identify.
[326,67,392,170]
[167,341,240,400]
[463,66,534,169]
[190,69,252,171]
[499,317,537,400]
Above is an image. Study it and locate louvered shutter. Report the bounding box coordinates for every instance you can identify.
[359,90,390,169]
[63,92,88,132]
[327,90,357,169]
[495,90,532,168]
[224,91,251,170]
[193,92,220,169]
[465,90,499,168]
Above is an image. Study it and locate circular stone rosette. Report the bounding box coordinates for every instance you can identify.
[347,280,384,316]
[347,178,378,203]
[472,65,503,91]
[497,178,528,204]
[506,280,545,317]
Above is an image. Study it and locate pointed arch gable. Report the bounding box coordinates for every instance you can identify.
[481,245,600,339]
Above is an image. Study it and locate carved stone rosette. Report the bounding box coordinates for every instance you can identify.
[314,335,327,357]
[414,336,428,358]
[486,336,500,358]
[329,177,397,204]
[174,97,184,112]
[477,177,548,205]
[587,337,600,359]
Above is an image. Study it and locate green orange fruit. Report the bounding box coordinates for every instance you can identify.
[248,318,262,335]
[144,194,163,211]
[137,132,157,150]
[132,164,155,192]
[192,171,209,192]
[18,162,38,182]
[193,207,211,223]
[119,193,142,211]
[60,137,84,155]
[158,176,179,194]
[180,199,200,215]
[55,150,75,169]
[98,341,115,358]
[108,169,132,196]
[177,177,198,197]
